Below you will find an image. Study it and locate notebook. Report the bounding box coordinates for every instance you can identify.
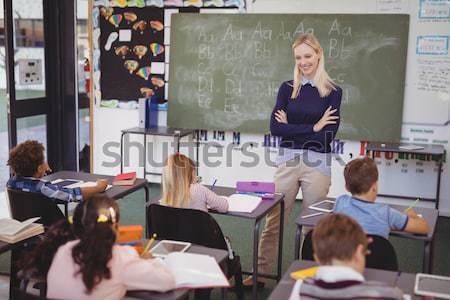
[222,193,262,213]
[398,144,425,151]
[65,181,112,190]
[164,252,229,288]
[0,217,44,243]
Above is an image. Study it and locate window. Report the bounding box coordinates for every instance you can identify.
[14,19,44,48]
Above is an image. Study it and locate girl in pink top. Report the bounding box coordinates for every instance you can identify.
[161,153,228,213]
[20,195,175,300]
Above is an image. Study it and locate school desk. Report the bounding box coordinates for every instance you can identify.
[43,171,151,236]
[366,141,445,209]
[294,204,439,273]
[125,240,228,300]
[149,186,285,300]
[120,126,199,177]
[268,260,418,300]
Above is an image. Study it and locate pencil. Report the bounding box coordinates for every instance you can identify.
[141,233,157,257]
[211,179,217,191]
[404,198,420,212]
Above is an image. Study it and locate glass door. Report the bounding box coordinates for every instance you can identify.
[4,0,79,172]
[4,0,48,155]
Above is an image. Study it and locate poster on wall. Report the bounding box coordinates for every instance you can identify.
[99,7,166,102]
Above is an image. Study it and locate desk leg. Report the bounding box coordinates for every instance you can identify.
[436,159,443,210]
[143,134,147,179]
[175,135,180,153]
[294,224,303,260]
[252,220,262,300]
[196,133,200,175]
[9,248,20,300]
[423,240,433,273]
[144,185,150,238]
[276,200,284,281]
[120,132,125,173]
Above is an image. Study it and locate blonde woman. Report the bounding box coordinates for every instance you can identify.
[161,153,228,213]
[245,33,342,287]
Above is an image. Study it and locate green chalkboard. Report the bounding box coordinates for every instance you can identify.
[168,14,409,141]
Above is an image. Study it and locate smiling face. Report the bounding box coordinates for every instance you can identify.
[294,42,321,79]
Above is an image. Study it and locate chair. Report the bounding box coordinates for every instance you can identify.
[301,231,399,271]
[10,288,49,300]
[7,188,66,228]
[365,234,399,271]
[147,204,244,299]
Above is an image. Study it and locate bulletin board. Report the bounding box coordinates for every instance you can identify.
[99,7,165,102]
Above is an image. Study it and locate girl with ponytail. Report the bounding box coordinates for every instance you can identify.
[21,195,175,299]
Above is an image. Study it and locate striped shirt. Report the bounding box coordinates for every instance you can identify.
[290,266,403,300]
[7,176,83,203]
[188,183,228,213]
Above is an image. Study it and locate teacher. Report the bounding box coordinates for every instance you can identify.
[245,33,342,286]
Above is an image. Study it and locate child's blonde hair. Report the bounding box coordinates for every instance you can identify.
[291,33,336,99]
[162,153,196,208]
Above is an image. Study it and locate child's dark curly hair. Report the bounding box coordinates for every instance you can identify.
[7,140,45,177]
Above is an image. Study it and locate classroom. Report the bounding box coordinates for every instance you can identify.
[0,0,449,299]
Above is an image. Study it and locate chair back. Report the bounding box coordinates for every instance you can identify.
[301,230,314,261]
[366,234,399,271]
[11,288,49,300]
[7,188,65,227]
[302,231,399,271]
[147,204,228,250]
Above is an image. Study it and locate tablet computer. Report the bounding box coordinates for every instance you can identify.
[51,179,82,188]
[150,240,191,257]
[308,200,335,213]
[414,273,450,299]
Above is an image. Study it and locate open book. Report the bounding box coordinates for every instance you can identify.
[0,217,44,243]
[65,181,112,191]
[222,193,262,213]
[164,252,229,289]
[399,144,425,151]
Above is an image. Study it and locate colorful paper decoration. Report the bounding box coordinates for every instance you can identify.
[140,87,155,97]
[151,77,165,88]
[184,0,203,7]
[149,20,164,32]
[146,0,164,7]
[136,67,152,80]
[111,0,127,7]
[100,7,114,20]
[149,43,164,56]
[109,14,123,27]
[124,60,139,74]
[115,45,130,58]
[133,45,148,59]
[124,12,138,23]
[133,20,147,34]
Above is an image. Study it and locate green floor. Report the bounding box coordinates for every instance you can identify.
[2,183,450,299]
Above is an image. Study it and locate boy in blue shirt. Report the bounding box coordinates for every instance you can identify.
[334,157,429,239]
[7,140,107,202]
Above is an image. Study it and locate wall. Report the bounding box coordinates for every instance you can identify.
[93,0,450,216]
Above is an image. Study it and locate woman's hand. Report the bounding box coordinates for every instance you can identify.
[275,110,288,124]
[313,106,339,132]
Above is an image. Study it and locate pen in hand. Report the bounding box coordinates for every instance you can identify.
[141,233,157,257]
[210,179,217,191]
[404,198,420,212]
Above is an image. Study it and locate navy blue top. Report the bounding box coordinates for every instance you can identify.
[270,81,342,153]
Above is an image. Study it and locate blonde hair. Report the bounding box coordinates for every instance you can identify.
[162,153,196,208]
[291,33,336,99]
